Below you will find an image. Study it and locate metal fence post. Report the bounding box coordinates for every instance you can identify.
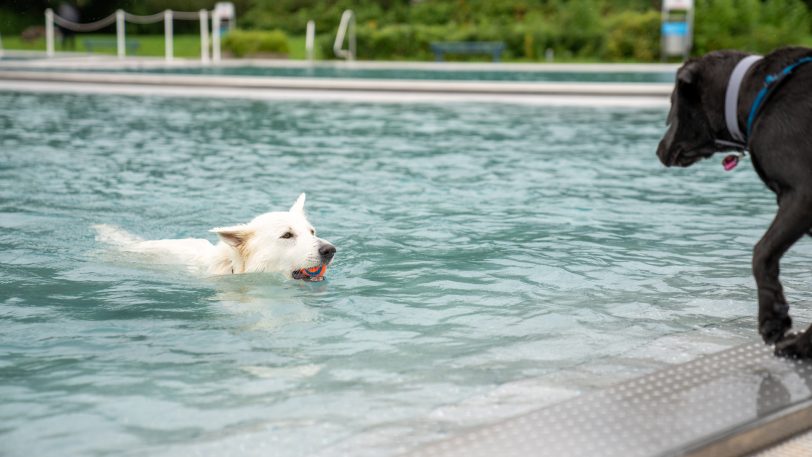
[45,8,55,57]
[164,10,173,62]
[199,9,210,63]
[116,9,125,59]
[306,20,315,62]
[211,12,221,63]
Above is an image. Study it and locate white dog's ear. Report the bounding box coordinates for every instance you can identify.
[210,225,252,248]
[289,193,306,214]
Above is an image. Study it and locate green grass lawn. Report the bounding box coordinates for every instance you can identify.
[2,33,320,60]
[3,34,201,58]
[288,35,325,60]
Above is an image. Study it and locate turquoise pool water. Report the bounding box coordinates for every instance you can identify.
[2,92,812,457]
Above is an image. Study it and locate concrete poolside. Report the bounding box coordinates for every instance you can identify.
[0,52,674,105]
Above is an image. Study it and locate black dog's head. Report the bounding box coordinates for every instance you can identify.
[657,51,749,167]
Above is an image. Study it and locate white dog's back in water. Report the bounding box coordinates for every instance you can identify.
[94,193,336,281]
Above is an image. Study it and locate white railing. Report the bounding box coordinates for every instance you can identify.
[44,8,219,63]
[45,8,55,57]
[164,10,173,62]
[212,11,221,62]
[333,10,355,61]
[305,20,315,62]
[199,10,210,63]
[116,10,125,59]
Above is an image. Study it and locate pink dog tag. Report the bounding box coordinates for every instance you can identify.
[722,154,740,171]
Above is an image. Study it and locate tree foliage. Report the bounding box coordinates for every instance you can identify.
[1,0,810,61]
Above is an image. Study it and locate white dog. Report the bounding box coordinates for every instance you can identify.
[94,193,336,281]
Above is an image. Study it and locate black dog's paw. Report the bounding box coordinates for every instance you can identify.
[774,332,812,358]
[760,312,792,344]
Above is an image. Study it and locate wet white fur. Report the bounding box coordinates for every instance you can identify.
[94,193,332,277]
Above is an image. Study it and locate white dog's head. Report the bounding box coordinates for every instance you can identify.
[210,194,336,280]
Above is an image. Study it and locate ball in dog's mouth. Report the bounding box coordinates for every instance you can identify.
[292,264,328,282]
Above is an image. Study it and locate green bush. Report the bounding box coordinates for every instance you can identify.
[241,0,398,35]
[346,23,519,61]
[550,0,606,58]
[319,24,447,61]
[500,23,557,61]
[0,8,40,35]
[605,10,660,61]
[305,0,812,62]
[693,0,811,55]
[222,29,290,58]
[321,20,578,62]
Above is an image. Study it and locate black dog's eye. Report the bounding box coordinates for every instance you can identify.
[281,232,294,239]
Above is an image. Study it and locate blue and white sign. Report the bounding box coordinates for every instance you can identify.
[661,0,694,58]
[662,22,688,37]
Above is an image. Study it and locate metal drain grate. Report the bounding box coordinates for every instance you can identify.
[406,342,812,457]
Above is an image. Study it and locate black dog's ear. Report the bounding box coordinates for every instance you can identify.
[677,60,700,85]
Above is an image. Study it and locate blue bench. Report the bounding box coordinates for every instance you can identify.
[430,41,506,62]
[83,39,140,55]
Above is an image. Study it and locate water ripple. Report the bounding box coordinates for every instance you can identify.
[1,92,811,457]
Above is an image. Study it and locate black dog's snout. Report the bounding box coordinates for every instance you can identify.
[319,243,336,262]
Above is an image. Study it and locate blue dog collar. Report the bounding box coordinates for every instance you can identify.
[719,54,812,151]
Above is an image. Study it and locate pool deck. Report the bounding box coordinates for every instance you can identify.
[404,342,812,457]
[0,53,673,106]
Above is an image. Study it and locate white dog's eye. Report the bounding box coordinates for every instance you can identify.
[310,229,315,235]
[281,232,294,239]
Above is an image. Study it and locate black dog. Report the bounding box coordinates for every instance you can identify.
[657,47,812,357]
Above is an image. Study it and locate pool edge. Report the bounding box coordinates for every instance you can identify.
[401,342,812,457]
[0,70,672,106]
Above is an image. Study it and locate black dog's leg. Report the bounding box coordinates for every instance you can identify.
[754,193,812,348]
[775,331,812,357]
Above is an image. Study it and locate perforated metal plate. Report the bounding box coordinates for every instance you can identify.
[406,343,812,457]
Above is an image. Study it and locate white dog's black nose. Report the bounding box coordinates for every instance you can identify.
[319,243,336,263]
